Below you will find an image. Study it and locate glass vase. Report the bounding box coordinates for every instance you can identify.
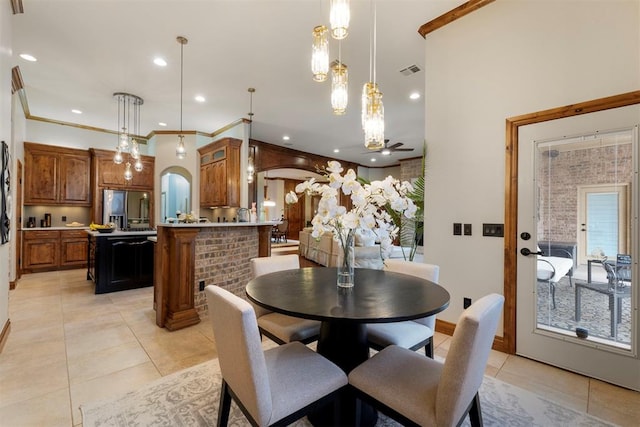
[337,230,355,288]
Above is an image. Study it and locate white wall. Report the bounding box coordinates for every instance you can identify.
[0,0,11,338]
[423,0,640,330]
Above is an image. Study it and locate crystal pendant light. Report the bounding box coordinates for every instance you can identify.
[113,92,144,180]
[330,0,350,40]
[124,162,133,181]
[247,87,255,183]
[176,36,188,159]
[362,1,384,150]
[311,25,329,82]
[331,61,348,115]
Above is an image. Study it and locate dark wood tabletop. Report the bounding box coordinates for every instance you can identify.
[246,267,450,323]
[246,266,450,427]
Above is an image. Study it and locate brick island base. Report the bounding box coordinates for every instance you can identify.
[154,222,275,331]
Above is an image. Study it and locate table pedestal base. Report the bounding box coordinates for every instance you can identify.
[308,321,377,427]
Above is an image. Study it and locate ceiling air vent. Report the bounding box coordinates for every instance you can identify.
[399,64,421,76]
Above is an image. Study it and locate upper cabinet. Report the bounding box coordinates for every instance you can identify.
[90,148,155,191]
[24,142,91,206]
[198,138,241,208]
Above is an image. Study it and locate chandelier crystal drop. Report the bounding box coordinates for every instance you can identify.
[330,0,350,40]
[311,25,329,82]
[176,36,188,159]
[113,92,144,181]
[331,61,348,115]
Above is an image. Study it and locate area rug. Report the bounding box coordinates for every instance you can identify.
[81,357,616,427]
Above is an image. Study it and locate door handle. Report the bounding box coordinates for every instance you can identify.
[521,248,544,256]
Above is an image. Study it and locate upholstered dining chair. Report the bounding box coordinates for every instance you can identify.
[366,259,440,357]
[205,285,347,427]
[349,293,504,427]
[250,255,321,345]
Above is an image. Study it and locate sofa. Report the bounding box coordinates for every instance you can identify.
[299,228,413,269]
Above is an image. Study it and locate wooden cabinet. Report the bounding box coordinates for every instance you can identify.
[60,229,88,267]
[22,229,88,272]
[22,230,59,271]
[24,142,91,206]
[198,138,241,208]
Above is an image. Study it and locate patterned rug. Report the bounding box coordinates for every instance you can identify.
[81,356,616,427]
[536,277,631,345]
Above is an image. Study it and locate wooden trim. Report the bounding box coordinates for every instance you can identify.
[0,320,10,354]
[436,318,506,353]
[9,280,16,290]
[211,118,246,138]
[503,90,640,355]
[418,0,495,38]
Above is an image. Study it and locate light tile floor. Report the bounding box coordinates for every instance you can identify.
[1,269,639,426]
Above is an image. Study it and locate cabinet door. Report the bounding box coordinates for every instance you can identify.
[60,230,88,267]
[210,161,227,206]
[97,157,126,187]
[24,150,58,205]
[200,163,213,207]
[130,157,154,189]
[60,154,91,205]
[23,237,59,270]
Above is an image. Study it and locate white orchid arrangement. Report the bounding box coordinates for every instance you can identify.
[285,161,417,259]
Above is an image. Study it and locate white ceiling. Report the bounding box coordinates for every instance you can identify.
[11,0,465,167]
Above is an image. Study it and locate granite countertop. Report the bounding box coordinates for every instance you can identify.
[157,221,279,228]
[24,226,90,231]
[86,229,158,237]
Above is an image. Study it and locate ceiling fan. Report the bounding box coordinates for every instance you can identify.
[364,140,415,156]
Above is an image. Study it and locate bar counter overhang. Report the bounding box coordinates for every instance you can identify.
[154,222,277,331]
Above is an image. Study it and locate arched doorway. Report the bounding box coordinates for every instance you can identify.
[160,166,192,222]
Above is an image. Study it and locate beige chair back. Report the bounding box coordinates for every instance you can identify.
[205,285,273,426]
[384,259,440,329]
[250,255,300,318]
[383,259,440,283]
[435,293,504,426]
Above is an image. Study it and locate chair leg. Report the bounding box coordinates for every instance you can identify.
[424,339,434,358]
[217,380,232,427]
[468,392,483,427]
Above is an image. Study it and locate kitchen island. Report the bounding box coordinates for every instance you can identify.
[154,222,276,331]
[87,229,157,294]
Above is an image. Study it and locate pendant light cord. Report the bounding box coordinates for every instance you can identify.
[180,40,184,133]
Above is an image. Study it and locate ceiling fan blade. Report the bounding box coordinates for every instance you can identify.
[394,147,415,152]
[387,142,403,150]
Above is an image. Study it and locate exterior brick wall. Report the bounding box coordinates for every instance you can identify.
[536,144,633,243]
[193,226,259,316]
[400,158,423,182]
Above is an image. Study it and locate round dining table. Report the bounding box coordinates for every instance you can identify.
[246,266,450,426]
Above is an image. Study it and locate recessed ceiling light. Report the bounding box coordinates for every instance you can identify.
[409,92,420,100]
[20,53,37,62]
[158,122,167,127]
[370,158,377,162]
[283,135,290,141]
[153,57,167,67]
[195,95,205,102]
[71,109,82,114]
[381,149,391,155]
[333,148,340,153]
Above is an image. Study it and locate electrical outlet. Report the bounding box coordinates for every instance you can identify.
[464,223,472,236]
[453,223,462,236]
[463,297,472,309]
[199,280,205,291]
[62,216,67,221]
